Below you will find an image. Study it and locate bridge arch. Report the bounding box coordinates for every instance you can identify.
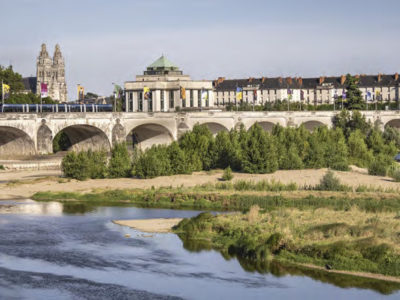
[301,120,326,131]
[126,123,174,150]
[250,121,276,132]
[0,126,35,158]
[198,122,229,135]
[385,119,400,130]
[53,124,111,152]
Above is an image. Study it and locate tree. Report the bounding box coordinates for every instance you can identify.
[333,110,371,138]
[241,124,278,173]
[326,128,349,171]
[347,130,373,167]
[168,141,191,174]
[0,65,24,93]
[108,143,132,178]
[344,74,365,110]
[133,145,172,178]
[179,124,216,171]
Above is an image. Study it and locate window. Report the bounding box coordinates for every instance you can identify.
[190,90,193,107]
[138,92,143,112]
[206,91,209,107]
[161,90,165,111]
[148,93,153,112]
[198,90,201,107]
[169,90,174,109]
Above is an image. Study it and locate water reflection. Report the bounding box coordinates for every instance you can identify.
[0,199,63,215]
[178,236,400,295]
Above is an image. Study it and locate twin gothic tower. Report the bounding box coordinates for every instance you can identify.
[36,43,68,102]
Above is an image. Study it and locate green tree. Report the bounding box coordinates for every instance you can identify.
[347,130,373,168]
[241,124,278,173]
[0,65,24,93]
[179,124,216,171]
[133,145,172,178]
[344,74,365,110]
[326,128,349,171]
[168,141,191,174]
[108,143,132,178]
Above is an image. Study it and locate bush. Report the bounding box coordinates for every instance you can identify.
[0,165,4,170]
[316,170,349,191]
[108,143,131,178]
[222,166,233,181]
[61,150,107,180]
[388,165,400,182]
[133,145,172,178]
[368,154,392,176]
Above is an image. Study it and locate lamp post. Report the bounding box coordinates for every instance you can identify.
[112,83,116,112]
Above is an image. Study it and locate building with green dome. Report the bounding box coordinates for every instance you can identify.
[124,56,214,112]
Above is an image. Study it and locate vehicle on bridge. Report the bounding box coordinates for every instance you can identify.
[0,103,113,113]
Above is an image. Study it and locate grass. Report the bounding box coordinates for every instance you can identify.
[173,207,400,278]
[32,184,400,213]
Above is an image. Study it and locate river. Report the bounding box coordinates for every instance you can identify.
[0,199,399,299]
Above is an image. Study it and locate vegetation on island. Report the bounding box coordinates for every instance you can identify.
[173,206,400,278]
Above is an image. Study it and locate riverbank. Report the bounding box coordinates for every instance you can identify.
[1,167,400,200]
[173,208,400,282]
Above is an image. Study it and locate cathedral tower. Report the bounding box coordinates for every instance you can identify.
[36,43,67,102]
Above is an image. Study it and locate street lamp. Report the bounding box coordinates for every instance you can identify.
[112,83,116,112]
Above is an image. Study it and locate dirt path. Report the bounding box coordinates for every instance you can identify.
[0,167,399,200]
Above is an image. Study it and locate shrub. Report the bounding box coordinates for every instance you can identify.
[316,170,349,191]
[388,165,400,182]
[133,145,172,178]
[247,205,260,223]
[222,166,233,181]
[61,150,107,180]
[368,154,392,176]
[0,165,4,170]
[108,143,131,178]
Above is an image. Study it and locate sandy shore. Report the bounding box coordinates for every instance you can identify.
[0,167,400,200]
[113,218,183,233]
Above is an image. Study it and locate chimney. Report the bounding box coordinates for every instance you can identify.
[261,77,266,83]
[319,76,325,85]
[378,73,382,82]
[286,77,293,85]
[297,77,303,86]
[395,73,399,81]
[340,75,346,85]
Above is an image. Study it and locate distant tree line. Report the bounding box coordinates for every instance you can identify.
[61,110,400,180]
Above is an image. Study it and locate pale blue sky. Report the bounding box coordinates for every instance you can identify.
[1,0,399,99]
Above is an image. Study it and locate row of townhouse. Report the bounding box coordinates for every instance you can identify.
[213,74,400,106]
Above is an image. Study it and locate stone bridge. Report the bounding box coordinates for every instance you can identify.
[1,111,400,158]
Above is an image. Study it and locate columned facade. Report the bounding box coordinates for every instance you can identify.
[124,56,214,112]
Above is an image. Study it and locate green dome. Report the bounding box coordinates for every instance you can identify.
[147,55,179,70]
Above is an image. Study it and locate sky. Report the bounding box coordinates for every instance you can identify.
[1,0,400,100]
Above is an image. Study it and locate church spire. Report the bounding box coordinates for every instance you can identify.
[39,43,49,58]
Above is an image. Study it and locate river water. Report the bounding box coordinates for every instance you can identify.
[0,199,399,300]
